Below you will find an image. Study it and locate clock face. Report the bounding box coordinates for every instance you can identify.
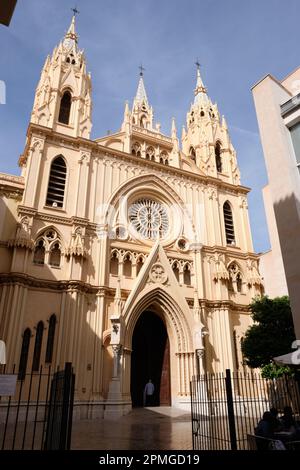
[128,199,169,240]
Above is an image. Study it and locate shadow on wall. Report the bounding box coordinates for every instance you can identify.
[0,195,19,272]
[273,192,300,337]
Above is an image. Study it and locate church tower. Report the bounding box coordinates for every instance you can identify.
[30,14,92,139]
[182,64,240,185]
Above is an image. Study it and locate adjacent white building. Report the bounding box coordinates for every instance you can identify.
[253,66,300,340]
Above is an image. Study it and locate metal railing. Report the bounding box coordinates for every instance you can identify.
[0,362,74,450]
[191,369,300,450]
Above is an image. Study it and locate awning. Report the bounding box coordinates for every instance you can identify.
[273,348,300,365]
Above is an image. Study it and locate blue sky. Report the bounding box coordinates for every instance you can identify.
[1,0,299,253]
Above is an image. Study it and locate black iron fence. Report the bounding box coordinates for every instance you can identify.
[0,362,75,450]
[191,370,300,450]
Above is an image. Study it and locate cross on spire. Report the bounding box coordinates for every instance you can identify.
[71,6,80,16]
[194,59,207,101]
[139,64,145,76]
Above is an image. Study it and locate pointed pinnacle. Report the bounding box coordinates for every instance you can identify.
[65,14,78,43]
[171,117,177,139]
[135,74,148,104]
[194,64,207,96]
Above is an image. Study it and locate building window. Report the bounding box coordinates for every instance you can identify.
[46,156,67,208]
[236,273,242,293]
[290,122,300,170]
[215,141,222,173]
[45,314,56,363]
[33,229,62,268]
[49,242,61,267]
[172,262,180,282]
[33,239,45,265]
[189,147,196,161]
[132,143,141,158]
[18,328,31,380]
[183,265,191,285]
[58,90,72,125]
[223,201,235,245]
[32,321,44,371]
[136,257,144,275]
[123,254,132,277]
[146,146,155,161]
[110,252,119,275]
[228,262,243,294]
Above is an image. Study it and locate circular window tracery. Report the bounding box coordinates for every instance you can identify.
[128,199,169,240]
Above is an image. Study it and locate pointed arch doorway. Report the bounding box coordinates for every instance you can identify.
[130,310,171,407]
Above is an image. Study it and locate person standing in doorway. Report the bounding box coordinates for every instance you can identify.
[143,379,155,406]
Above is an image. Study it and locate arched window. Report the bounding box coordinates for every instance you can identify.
[189,147,196,161]
[228,263,242,294]
[32,321,44,371]
[215,141,222,173]
[58,90,72,124]
[33,240,45,265]
[18,328,31,380]
[165,159,169,165]
[172,262,180,282]
[140,115,147,128]
[183,265,191,285]
[236,273,242,293]
[123,254,132,277]
[146,147,155,161]
[110,252,119,275]
[200,110,205,117]
[46,156,67,208]
[45,314,56,363]
[223,201,235,245]
[160,157,163,164]
[136,257,144,275]
[49,242,61,267]
[132,143,141,158]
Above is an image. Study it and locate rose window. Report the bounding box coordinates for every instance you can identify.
[128,199,169,240]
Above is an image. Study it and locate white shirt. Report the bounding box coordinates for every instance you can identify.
[144,382,154,395]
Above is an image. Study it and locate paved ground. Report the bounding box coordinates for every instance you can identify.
[71,407,193,450]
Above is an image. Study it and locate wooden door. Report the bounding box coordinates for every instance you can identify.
[159,337,171,405]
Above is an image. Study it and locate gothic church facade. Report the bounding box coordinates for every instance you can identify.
[0,17,262,418]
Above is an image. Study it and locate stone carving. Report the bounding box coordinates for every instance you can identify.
[149,263,168,284]
[211,254,229,281]
[8,216,34,250]
[66,226,87,258]
[246,260,263,286]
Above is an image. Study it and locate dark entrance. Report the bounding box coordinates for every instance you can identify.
[131,311,171,407]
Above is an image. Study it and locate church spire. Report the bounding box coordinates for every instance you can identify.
[194,61,208,104]
[134,66,148,105]
[131,65,153,130]
[63,13,78,50]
